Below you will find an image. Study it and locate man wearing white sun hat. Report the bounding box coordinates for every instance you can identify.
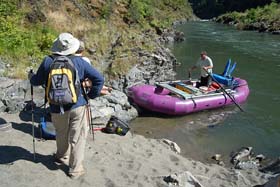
[29,32,104,179]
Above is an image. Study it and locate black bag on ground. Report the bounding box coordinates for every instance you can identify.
[103,116,130,136]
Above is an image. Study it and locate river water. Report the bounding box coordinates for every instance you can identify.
[131,21,280,163]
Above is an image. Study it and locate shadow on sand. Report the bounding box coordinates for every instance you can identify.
[11,120,42,139]
[0,145,68,174]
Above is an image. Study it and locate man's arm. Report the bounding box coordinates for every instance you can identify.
[203,65,213,70]
[189,66,197,72]
[189,58,200,72]
[83,62,104,99]
[30,56,52,86]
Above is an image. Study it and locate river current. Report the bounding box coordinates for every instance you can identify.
[131,21,280,163]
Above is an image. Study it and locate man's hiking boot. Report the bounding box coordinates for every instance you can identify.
[53,154,69,165]
[68,170,86,180]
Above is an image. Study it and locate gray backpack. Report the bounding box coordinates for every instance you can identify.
[46,55,80,113]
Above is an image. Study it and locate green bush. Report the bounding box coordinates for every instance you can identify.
[127,0,153,25]
[257,2,280,21]
[162,0,186,10]
[243,2,280,23]
[100,0,113,19]
[0,0,18,17]
[217,2,280,26]
[0,1,57,78]
[150,18,171,29]
[0,1,22,52]
[35,27,57,53]
[125,0,190,29]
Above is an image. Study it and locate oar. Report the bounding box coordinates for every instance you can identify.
[204,68,244,112]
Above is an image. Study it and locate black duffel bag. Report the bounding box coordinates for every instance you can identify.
[103,116,130,136]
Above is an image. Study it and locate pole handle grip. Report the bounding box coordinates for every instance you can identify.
[30,69,33,95]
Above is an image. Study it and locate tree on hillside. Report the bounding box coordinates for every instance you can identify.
[189,0,277,18]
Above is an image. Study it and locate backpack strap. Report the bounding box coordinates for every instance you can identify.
[43,55,56,107]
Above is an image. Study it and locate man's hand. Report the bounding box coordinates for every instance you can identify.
[189,66,196,72]
[28,70,34,80]
[100,86,112,95]
[82,78,92,88]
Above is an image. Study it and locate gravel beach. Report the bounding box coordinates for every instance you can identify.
[0,112,272,187]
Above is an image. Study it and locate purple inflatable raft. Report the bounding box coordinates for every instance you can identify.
[128,78,249,115]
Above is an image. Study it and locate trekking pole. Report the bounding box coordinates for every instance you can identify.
[87,102,94,140]
[82,85,94,140]
[85,97,94,140]
[30,69,36,160]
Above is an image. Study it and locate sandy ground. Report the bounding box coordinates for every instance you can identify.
[0,112,272,187]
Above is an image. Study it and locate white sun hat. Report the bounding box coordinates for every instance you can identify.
[51,33,80,55]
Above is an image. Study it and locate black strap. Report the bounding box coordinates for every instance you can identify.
[44,55,56,105]
[81,83,89,103]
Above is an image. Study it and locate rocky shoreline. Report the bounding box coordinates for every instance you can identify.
[214,16,280,35]
[0,26,186,123]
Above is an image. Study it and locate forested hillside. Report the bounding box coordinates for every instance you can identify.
[189,0,280,19]
[0,0,193,78]
[2,0,278,79]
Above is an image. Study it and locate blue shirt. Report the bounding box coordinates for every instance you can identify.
[30,55,104,113]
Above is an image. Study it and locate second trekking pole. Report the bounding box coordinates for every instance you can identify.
[30,70,36,160]
[82,81,94,140]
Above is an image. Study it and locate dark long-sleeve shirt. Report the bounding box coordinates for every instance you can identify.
[30,55,104,113]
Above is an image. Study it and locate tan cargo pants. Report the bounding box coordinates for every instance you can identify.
[51,105,89,176]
